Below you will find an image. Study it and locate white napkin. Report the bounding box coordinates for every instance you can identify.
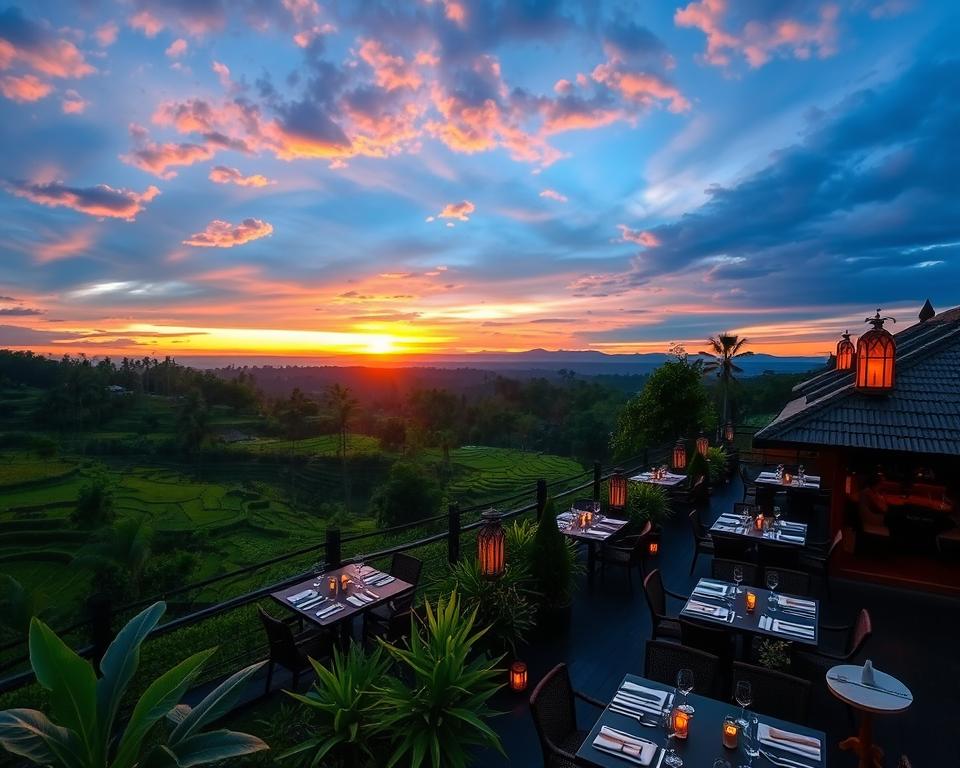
[346,594,374,607]
[685,600,729,619]
[316,604,344,619]
[765,617,814,638]
[758,723,821,760]
[621,682,669,706]
[604,518,629,525]
[614,684,668,715]
[593,726,658,766]
[287,589,316,603]
[779,595,815,611]
[582,529,608,538]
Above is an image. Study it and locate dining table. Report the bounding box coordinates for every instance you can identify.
[711,511,808,547]
[557,511,629,579]
[575,672,827,767]
[629,471,688,488]
[680,578,820,647]
[755,470,821,491]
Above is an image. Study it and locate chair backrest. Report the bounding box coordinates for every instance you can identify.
[762,566,810,596]
[825,529,843,563]
[529,663,577,762]
[642,569,667,623]
[846,609,872,659]
[679,618,734,670]
[390,553,423,612]
[691,476,709,506]
[758,541,799,570]
[731,662,811,723]
[644,640,720,698]
[713,534,752,562]
[711,558,758,587]
[573,498,596,512]
[257,607,300,668]
[688,510,707,541]
[739,464,754,487]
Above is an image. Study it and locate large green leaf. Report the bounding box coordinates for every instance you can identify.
[0,708,86,768]
[167,729,268,767]
[28,617,98,761]
[169,661,264,744]
[110,648,215,768]
[96,602,166,749]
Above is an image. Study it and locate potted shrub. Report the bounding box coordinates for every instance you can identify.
[528,498,582,630]
[706,446,729,486]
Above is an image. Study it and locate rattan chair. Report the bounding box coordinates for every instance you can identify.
[711,558,758,588]
[757,540,800,570]
[644,640,721,698]
[529,663,604,768]
[599,520,652,588]
[762,566,810,597]
[739,465,757,504]
[679,619,734,688]
[795,609,873,675]
[642,569,685,641]
[257,607,332,694]
[798,529,843,597]
[365,553,423,639]
[689,510,715,574]
[731,662,811,722]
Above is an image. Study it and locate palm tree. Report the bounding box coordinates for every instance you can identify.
[75,518,153,599]
[700,333,749,425]
[324,384,356,507]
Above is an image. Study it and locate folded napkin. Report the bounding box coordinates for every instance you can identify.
[369,574,395,586]
[693,581,728,597]
[287,589,316,603]
[621,682,669,705]
[346,593,375,607]
[593,726,658,766]
[297,595,330,611]
[582,529,608,538]
[761,615,814,638]
[613,684,668,715]
[778,534,805,543]
[779,595,815,611]
[685,600,729,619]
[758,723,821,760]
[604,518,628,526]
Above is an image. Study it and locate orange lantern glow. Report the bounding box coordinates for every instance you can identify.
[782,472,793,486]
[696,432,709,457]
[672,439,687,471]
[745,591,757,612]
[722,718,739,749]
[477,509,506,579]
[855,310,896,393]
[609,468,627,511]
[509,661,528,692]
[754,514,764,530]
[340,574,350,589]
[327,577,337,595]
[671,708,690,739]
[724,422,735,443]
[648,539,660,556]
[835,330,856,371]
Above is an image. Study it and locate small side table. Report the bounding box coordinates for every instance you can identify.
[826,664,913,768]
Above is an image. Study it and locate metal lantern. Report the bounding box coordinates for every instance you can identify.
[696,432,709,457]
[724,422,735,443]
[477,508,506,579]
[856,310,896,393]
[835,330,856,371]
[608,468,627,511]
[509,661,528,692]
[672,439,687,471]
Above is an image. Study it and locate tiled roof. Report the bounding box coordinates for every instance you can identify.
[754,305,960,455]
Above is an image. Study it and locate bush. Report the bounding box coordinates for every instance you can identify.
[370,461,441,527]
[687,450,709,486]
[706,446,728,484]
[529,498,580,608]
[71,475,114,528]
[627,483,672,529]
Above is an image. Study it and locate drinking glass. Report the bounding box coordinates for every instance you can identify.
[354,554,366,586]
[776,464,784,481]
[311,560,327,588]
[662,710,683,767]
[733,564,744,595]
[766,571,779,612]
[739,715,760,768]
[676,668,695,714]
[734,680,752,728]
[773,506,782,532]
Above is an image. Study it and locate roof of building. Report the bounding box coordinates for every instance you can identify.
[754,302,960,455]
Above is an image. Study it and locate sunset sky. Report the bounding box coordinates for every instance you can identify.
[1,0,957,360]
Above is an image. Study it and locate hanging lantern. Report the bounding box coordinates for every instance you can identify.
[477,509,505,579]
[696,432,709,457]
[724,422,735,443]
[672,439,687,471]
[608,468,627,511]
[509,661,528,692]
[855,310,896,393]
[835,330,856,371]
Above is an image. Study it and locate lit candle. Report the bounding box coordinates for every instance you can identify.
[328,576,337,595]
[783,472,793,486]
[672,708,690,739]
[509,661,528,692]
[754,514,764,531]
[745,591,757,612]
[722,718,739,749]
[648,540,659,555]
[340,573,350,589]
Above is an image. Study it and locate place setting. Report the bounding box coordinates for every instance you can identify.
[594,681,676,766]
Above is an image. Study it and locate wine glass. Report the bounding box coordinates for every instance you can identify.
[766,571,779,612]
[733,564,744,595]
[662,710,683,767]
[311,560,327,588]
[354,554,366,586]
[735,680,752,728]
[798,465,806,485]
[773,505,782,532]
[676,668,695,714]
[740,715,760,768]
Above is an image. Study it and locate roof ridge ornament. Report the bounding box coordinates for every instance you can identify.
[919,299,935,322]
[865,308,895,330]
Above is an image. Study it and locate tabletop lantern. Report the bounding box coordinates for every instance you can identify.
[855,310,896,393]
[835,330,856,371]
[509,661,528,692]
[723,422,735,443]
[477,509,506,579]
[672,439,687,471]
[608,468,627,511]
[696,431,709,457]
[648,536,660,556]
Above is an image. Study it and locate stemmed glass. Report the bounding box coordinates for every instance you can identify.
[676,668,695,714]
[733,564,744,595]
[662,710,683,767]
[735,680,752,728]
[766,571,779,612]
[740,715,760,768]
[354,554,366,586]
[311,560,327,588]
[776,464,784,481]
[773,506,782,532]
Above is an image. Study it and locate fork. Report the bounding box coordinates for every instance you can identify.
[608,705,658,726]
[759,748,816,768]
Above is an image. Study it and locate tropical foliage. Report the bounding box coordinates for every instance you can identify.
[625,483,672,529]
[528,498,582,609]
[0,601,268,768]
[706,446,728,485]
[700,333,749,424]
[370,461,442,526]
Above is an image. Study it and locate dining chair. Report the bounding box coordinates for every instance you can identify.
[644,640,721,699]
[711,558,758,587]
[364,552,422,635]
[599,520,652,588]
[688,510,715,574]
[679,619,734,689]
[739,465,757,504]
[713,532,754,562]
[794,609,873,674]
[529,663,605,768]
[757,540,800,570]
[762,566,810,596]
[572,498,596,512]
[731,662,811,723]
[642,569,685,641]
[257,607,332,694]
[798,529,843,597]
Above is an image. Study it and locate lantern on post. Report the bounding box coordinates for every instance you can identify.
[608,468,627,511]
[855,310,896,393]
[672,439,687,471]
[509,661,528,692]
[696,432,709,457]
[835,330,856,371]
[477,509,505,579]
[724,422,735,443]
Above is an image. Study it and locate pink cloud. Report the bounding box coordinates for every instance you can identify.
[183,218,274,248]
[437,200,475,222]
[212,60,231,89]
[166,38,188,58]
[94,21,119,47]
[4,180,160,220]
[293,24,336,48]
[618,225,660,248]
[121,124,217,178]
[358,39,424,91]
[540,188,568,202]
[591,62,690,113]
[0,8,94,79]
[282,0,320,25]
[129,10,163,37]
[208,166,274,187]
[128,1,225,37]
[35,226,97,263]
[61,89,88,114]
[0,74,53,103]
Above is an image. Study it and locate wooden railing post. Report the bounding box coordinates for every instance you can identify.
[536,479,547,520]
[325,527,341,568]
[593,461,602,501]
[86,593,113,673]
[447,503,461,564]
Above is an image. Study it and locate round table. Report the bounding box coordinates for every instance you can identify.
[826,664,912,768]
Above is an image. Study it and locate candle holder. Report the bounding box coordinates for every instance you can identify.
[754,514,764,531]
[509,661,528,692]
[782,472,793,486]
[722,717,739,749]
[327,576,338,596]
[340,574,350,590]
[671,708,690,740]
[745,592,757,612]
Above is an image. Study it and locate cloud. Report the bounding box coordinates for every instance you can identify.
[675,0,840,68]
[436,200,475,222]
[0,6,95,78]
[61,89,87,114]
[618,225,660,248]
[128,0,226,38]
[94,21,119,47]
[0,306,42,316]
[121,124,217,178]
[166,38,188,58]
[212,60,231,88]
[183,218,274,247]
[0,73,52,102]
[208,165,274,187]
[539,188,568,202]
[4,180,160,220]
[357,39,424,91]
[34,226,97,263]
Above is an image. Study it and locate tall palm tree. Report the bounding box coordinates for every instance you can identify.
[700,333,749,424]
[324,383,356,507]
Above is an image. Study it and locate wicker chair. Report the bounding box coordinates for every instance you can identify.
[795,609,873,674]
[599,521,652,588]
[711,558,758,588]
[739,465,757,504]
[529,663,604,768]
[713,532,754,562]
[257,607,332,694]
[644,640,721,698]
[688,510,715,574]
[798,529,843,597]
[757,540,800,570]
[762,566,810,597]
[731,662,811,722]
[679,619,734,690]
[365,553,423,639]
[642,569,685,641]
